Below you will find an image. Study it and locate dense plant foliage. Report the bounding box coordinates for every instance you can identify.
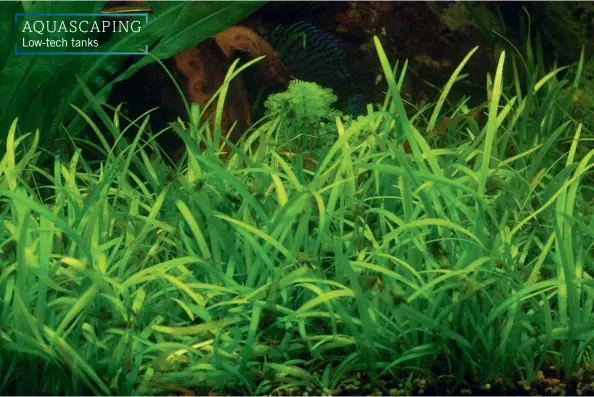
[0,32,593,396]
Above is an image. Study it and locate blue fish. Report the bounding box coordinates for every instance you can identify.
[340,94,367,118]
[271,22,352,87]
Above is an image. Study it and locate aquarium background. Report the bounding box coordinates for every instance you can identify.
[1,1,594,396]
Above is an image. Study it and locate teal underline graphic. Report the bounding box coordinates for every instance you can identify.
[14,12,150,55]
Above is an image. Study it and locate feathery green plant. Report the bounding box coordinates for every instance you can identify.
[264,79,341,151]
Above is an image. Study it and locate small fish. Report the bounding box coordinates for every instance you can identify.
[271,22,352,87]
[100,3,153,22]
[359,274,384,291]
[427,105,484,138]
[100,6,153,15]
[101,0,153,15]
[341,94,367,117]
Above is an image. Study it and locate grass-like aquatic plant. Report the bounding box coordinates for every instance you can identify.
[0,35,593,396]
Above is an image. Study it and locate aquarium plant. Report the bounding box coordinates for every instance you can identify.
[263,79,341,151]
[0,1,263,155]
[0,30,593,397]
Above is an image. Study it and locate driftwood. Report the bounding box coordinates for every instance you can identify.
[172,26,289,159]
[103,2,289,160]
